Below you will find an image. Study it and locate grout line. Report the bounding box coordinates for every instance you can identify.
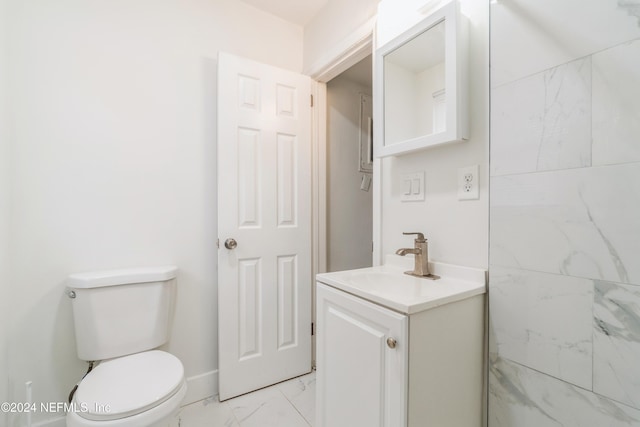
[277,373,316,427]
[225,399,243,427]
[277,375,315,427]
[277,386,313,427]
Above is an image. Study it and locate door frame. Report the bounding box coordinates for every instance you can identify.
[308,16,382,365]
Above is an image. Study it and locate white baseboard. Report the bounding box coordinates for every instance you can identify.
[29,370,218,426]
[183,369,219,406]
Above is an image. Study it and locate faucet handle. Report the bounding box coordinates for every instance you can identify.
[403,232,425,242]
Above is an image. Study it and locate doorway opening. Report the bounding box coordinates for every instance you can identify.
[325,55,373,272]
[308,27,375,369]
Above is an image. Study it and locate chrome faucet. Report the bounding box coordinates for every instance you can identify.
[395,232,439,280]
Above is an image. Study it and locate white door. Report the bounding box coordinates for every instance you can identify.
[217,52,312,401]
[316,283,408,427]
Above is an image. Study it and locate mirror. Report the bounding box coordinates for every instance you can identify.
[374,2,467,157]
[385,20,446,144]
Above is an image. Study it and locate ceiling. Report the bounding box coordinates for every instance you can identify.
[239,0,329,26]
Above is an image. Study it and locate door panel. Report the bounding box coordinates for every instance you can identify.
[218,52,312,401]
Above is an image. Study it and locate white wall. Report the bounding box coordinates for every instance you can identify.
[4,0,302,424]
[377,0,489,269]
[303,0,379,74]
[0,0,10,421]
[326,73,372,272]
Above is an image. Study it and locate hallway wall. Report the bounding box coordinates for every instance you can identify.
[326,68,373,272]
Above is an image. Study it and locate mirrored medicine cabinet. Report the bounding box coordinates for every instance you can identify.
[374,1,468,157]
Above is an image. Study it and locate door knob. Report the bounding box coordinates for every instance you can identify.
[224,238,238,250]
[386,337,397,349]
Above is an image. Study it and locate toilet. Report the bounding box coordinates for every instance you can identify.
[65,266,187,427]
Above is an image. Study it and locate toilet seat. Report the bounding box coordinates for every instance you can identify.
[74,350,184,421]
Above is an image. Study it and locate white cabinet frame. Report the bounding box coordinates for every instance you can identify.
[374,1,468,157]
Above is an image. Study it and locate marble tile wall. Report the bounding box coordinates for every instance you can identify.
[594,282,640,409]
[491,58,591,176]
[592,39,640,166]
[489,0,640,425]
[489,357,640,427]
[490,0,640,88]
[489,267,593,390]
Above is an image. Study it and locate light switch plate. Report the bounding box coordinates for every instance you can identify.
[401,172,425,202]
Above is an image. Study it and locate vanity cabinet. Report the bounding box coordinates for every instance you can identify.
[316,278,484,427]
[316,283,408,427]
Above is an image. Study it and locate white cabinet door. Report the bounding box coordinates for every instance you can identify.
[316,283,408,427]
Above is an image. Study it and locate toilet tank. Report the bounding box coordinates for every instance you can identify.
[67,266,178,361]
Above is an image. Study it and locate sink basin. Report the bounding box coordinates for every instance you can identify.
[316,259,486,314]
[340,271,434,297]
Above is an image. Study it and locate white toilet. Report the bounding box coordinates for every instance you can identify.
[65,266,187,427]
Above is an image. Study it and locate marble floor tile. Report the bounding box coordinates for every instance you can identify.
[227,385,311,427]
[169,396,240,427]
[277,372,316,426]
[171,372,315,427]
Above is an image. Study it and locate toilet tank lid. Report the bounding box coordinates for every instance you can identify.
[67,266,177,289]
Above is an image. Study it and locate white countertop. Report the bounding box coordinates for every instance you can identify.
[316,255,487,314]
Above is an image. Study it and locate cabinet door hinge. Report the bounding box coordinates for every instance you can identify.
[311,322,315,336]
[310,94,314,107]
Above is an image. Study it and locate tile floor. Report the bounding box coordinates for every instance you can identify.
[170,372,316,427]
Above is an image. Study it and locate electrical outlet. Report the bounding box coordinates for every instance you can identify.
[458,165,479,200]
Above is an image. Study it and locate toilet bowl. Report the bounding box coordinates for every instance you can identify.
[65,267,187,427]
[66,351,186,427]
